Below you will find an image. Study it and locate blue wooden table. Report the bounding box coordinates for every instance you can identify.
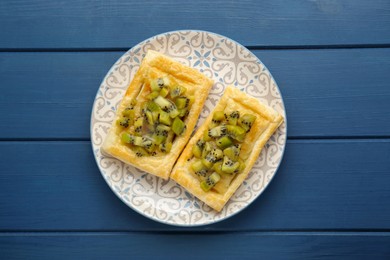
[1,1,390,258]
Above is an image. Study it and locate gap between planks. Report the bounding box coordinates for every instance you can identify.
[0,44,390,53]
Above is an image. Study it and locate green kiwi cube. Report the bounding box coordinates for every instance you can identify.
[172,117,185,136]
[159,111,172,126]
[216,136,233,149]
[200,172,221,192]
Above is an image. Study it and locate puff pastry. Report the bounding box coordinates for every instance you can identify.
[171,86,284,211]
[101,50,214,180]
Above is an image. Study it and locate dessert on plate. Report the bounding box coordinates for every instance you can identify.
[171,86,284,211]
[102,50,214,180]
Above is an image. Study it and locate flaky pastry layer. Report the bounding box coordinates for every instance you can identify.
[171,86,284,211]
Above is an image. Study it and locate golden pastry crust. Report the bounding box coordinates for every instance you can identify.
[101,50,214,180]
[171,86,284,211]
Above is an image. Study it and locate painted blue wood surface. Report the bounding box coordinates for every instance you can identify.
[0,140,389,231]
[1,0,390,258]
[1,232,389,259]
[1,48,390,139]
[0,0,389,48]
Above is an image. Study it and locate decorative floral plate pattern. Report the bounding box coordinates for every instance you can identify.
[91,30,287,226]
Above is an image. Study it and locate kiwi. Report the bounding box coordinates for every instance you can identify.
[192,139,205,158]
[226,111,240,126]
[144,110,154,125]
[159,87,169,97]
[226,125,246,142]
[159,111,172,126]
[212,161,224,175]
[120,132,134,144]
[216,136,233,149]
[213,111,225,123]
[172,117,185,136]
[201,141,213,158]
[150,77,168,92]
[221,156,240,174]
[122,108,135,118]
[133,147,148,157]
[202,148,223,168]
[159,142,172,153]
[200,172,221,192]
[239,114,257,132]
[154,95,173,111]
[134,117,144,136]
[191,160,208,178]
[117,117,130,128]
[223,144,241,161]
[146,91,159,100]
[208,125,227,138]
[152,125,170,145]
[170,85,187,98]
[178,108,188,118]
[235,158,246,174]
[175,97,190,109]
[203,129,212,141]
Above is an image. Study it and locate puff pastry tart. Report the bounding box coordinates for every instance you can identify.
[171,86,284,211]
[101,50,214,180]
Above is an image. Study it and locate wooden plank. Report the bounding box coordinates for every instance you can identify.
[1,48,390,138]
[0,140,389,231]
[0,0,389,48]
[0,232,389,259]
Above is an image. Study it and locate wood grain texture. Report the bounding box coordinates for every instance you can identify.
[1,48,390,139]
[0,0,389,48]
[0,140,389,231]
[1,232,389,259]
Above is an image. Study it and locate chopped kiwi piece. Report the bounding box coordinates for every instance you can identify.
[170,85,187,98]
[172,117,185,135]
[145,110,154,125]
[239,114,257,132]
[122,108,135,118]
[159,142,172,153]
[192,139,205,158]
[159,111,172,126]
[117,117,130,128]
[191,160,208,178]
[213,111,225,122]
[203,129,212,141]
[226,125,246,142]
[200,172,221,192]
[169,107,180,118]
[226,111,240,126]
[202,142,213,158]
[235,158,246,174]
[134,117,144,136]
[216,136,233,149]
[212,161,224,175]
[208,125,227,138]
[146,101,160,112]
[154,96,173,111]
[146,91,159,100]
[175,97,190,109]
[152,125,170,145]
[159,87,169,97]
[121,132,134,144]
[202,148,223,168]
[133,147,148,157]
[221,156,240,174]
[178,108,188,118]
[223,144,241,161]
[140,136,154,149]
[150,77,167,92]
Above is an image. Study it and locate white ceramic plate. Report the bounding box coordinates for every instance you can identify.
[91,30,287,226]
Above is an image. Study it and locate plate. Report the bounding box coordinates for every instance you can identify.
[91,30,287,226]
